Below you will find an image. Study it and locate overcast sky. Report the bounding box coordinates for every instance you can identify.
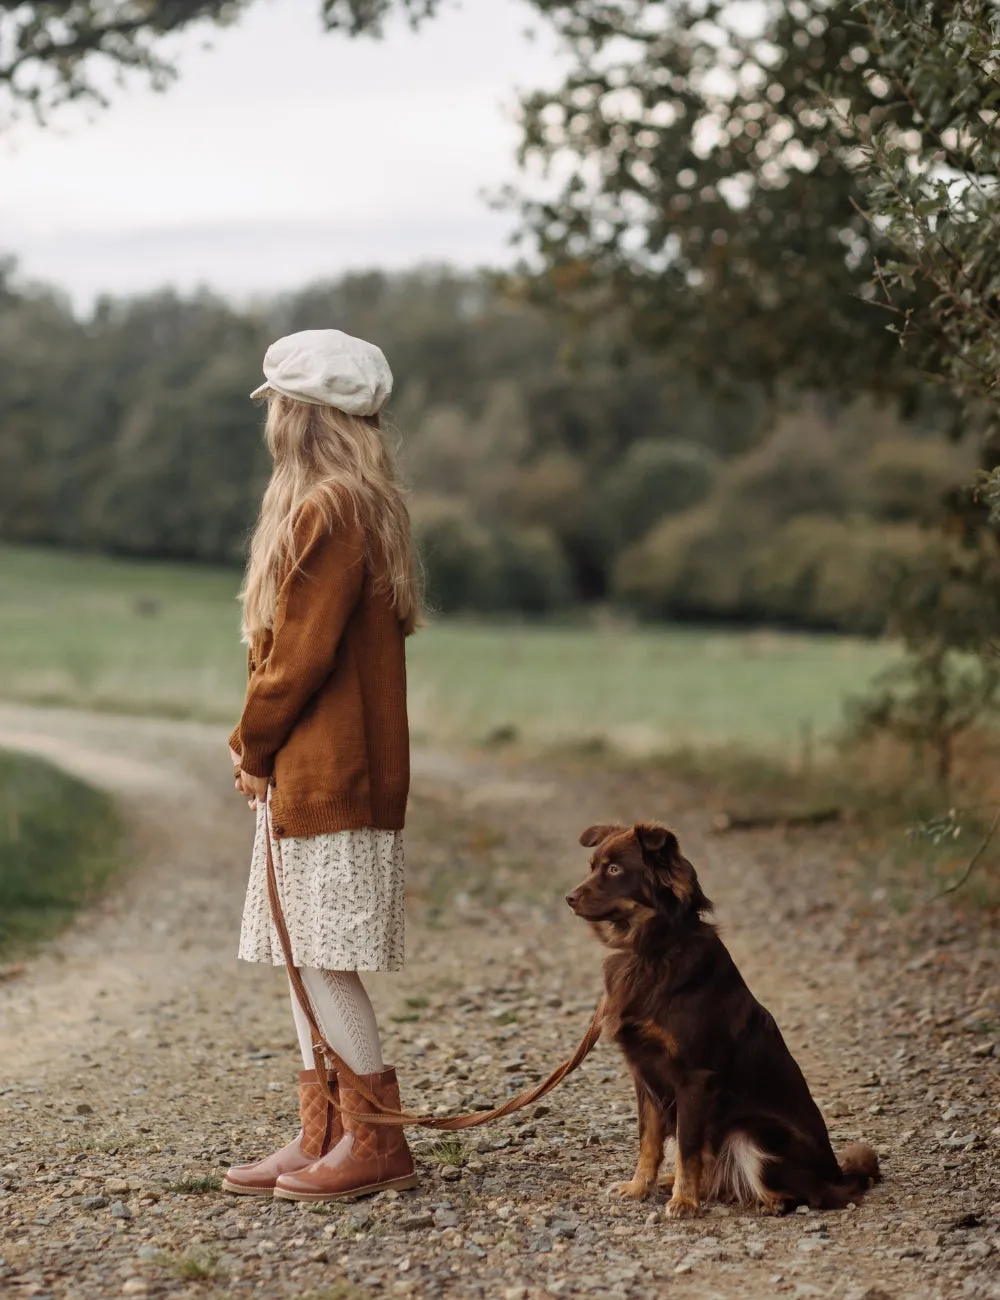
[1,0,563,307]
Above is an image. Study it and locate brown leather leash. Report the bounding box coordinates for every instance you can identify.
[262,797,606,1128]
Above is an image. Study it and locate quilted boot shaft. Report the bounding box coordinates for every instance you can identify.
[222,1068,341,1196]
[273,1066,418,1202]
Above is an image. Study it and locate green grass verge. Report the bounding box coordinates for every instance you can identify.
[0,543,896,752]
[0,750,124,956]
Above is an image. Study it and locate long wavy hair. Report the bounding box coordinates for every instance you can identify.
[240,394,422,642]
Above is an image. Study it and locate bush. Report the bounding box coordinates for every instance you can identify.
[605,439,718,544]
[490,525,575,614]
[413,498,573,616]
[613,504,753,619]
[747,517,936,633]
[720,414,850,524]
[615,503,935,633]
[857,437,971,523]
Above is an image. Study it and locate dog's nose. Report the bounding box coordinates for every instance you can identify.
[565,890,580,910]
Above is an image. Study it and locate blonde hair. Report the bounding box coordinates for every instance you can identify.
[240,394,422,642]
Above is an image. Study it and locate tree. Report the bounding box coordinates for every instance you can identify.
[840,1,1000,456]
[0,0,439,117]
[514,0,931,402]
[832,2,1000,788]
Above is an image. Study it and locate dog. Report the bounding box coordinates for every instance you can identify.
[566,821,879,1217]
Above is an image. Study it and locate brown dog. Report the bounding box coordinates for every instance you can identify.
[566,822,879,1217]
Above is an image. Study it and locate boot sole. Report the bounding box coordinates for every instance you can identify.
[221,1178,280,1197]
[273,1172,419,1203]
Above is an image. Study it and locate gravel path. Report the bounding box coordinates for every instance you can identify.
[0,704,997,1300]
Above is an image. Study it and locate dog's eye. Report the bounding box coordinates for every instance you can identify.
[605,862,622,876]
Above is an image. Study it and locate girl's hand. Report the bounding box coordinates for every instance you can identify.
[240,770,270,808]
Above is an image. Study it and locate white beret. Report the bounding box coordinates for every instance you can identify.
[250,328,393,416]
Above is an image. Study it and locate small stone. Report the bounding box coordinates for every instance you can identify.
[503,1288,527,1300]
[439,1165,462,1182]
[674,1261,693,1275]
[434,1209,460,1228]
[795,1205,811,1215]
[121,1281,148,1297]
[75,1103,93,1116]
[81,1196,108,1210]
[105,1178,131,1195]
[971,1040,995,1058]
[746,1241,765,1260]
[136,1246,160,1262]
[110,1201,132,1220]
[221,1225,244,1240]
[645,1210,660,1226]
[399,1212,435,1230]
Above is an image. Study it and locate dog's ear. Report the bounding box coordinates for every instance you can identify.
[635,822,705,909]
[579,824,626,849]
[634,823,678,859]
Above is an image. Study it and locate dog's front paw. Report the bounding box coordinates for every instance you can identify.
[609,1178,653,1201]
[665,1194,700,1219]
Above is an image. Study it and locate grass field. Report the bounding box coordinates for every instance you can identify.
[0,544,896,752]
[0,750,123,956]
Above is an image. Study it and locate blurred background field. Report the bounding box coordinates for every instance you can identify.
[0,543,895,754]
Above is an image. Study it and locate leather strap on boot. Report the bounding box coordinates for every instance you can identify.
[299,1068,341,1160]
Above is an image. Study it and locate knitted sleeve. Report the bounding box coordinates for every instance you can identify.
[228,648,255,760]
[236,500,366,778]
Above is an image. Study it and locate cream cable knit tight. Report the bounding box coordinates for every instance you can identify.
[289,969,384,1076]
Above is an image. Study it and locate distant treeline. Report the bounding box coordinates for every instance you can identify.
[0,264,971,631]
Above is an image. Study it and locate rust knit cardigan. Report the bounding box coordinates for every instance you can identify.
[228,498,409,838]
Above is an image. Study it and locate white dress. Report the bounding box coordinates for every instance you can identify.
[238,797,405,972]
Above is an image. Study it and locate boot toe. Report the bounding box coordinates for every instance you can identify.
[273,1166,326,1198]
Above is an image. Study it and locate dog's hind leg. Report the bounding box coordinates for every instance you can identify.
[610,1080,667,1201]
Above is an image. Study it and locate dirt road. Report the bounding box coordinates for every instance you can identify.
[1,704,997,1300]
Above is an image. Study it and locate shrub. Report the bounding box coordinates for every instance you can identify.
[857,437,972,523]
[413,499,496,614]
[615,504,935,633]
[604,439,718,545]
[413,498,573,615]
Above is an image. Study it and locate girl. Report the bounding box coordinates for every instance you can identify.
[222,329,420,1202]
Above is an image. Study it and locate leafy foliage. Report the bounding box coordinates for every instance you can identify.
[842,1,1000,449]
[828,1,1000,782]
[845,534,1000,785]
[0,0,439,118]
[514,0,929,400]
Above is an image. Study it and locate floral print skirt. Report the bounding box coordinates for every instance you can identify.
[238,798,405,972]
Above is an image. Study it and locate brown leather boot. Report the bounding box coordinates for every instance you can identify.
[222,1068,341,1196]
[273,1066,418,1202]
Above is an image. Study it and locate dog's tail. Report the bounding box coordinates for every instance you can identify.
[838,1141,880,1193]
